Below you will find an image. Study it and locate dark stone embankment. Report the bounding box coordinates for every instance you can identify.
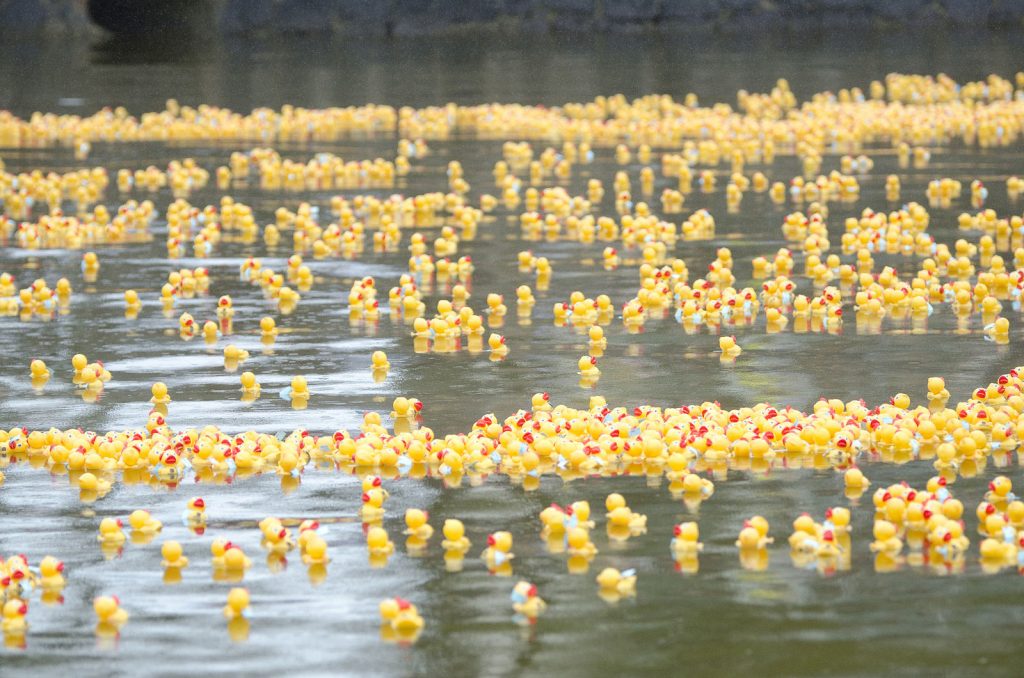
[1,0,1023,35]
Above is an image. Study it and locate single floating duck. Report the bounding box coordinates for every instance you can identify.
[441,519,471,551]
[36,556,65,589]
[482,530,514,568]
[2,599,28,635]
[366,526,395,557]
[93,595,128,631]
[97,517,126,546]
[379,597,424,642]
[223,587,250,620]
[128,509,163,535]
[510,581,546,621]
[161,541,189,569]
[596,567,637,601]
[404,509,434,541]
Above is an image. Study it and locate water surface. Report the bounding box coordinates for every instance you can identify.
[1,30,1023,677]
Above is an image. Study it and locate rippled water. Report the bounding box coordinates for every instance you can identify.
[2,30,1024,677]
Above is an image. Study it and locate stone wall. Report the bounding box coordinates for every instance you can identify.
[0,0,1022,34]
[220,0,1024,34]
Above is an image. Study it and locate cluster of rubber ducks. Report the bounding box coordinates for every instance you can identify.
[0,552,132,647]
[6,73,1024,651]
[0,101,399,150]
[116,159,209,198]
[217,148,398,191]
[2,366,1024,646]
[0,164,109,218]
[0,365,1020,500]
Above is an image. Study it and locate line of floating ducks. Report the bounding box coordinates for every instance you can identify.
[5,74,1024,221]
[5,364,1024,494]
[2,73,1017,150]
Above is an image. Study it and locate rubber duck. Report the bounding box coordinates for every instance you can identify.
[596,567,637,599]
[441,519,471,551]
[287,375,310,400]
[986,476,1016,504]
[379,597,424,641]
[516,285,535,314]
[183,497,207,526]
[223,587,250,620]
[718,335,742,360]
[488,333,508,358]
[404,509,434,540]
[259,517,296,554]
[486,293,507,317]
[371,350,391,372]
[391,396,421,421]
[605,493,647,531]
[531,392,552,413]
[844,467,870,491]
[824,507,851,535]
[71,352,89,375]
[2,555,32,596]
[239,371,260,400]
[671,521,704,554]
[179,312,196,336]
[566,526,598,558]
[510,581,546,621]
[161,541,189,568]
[2,599,28,635]
[93,595,128,629]
[150,382,171,406]
[78,472,112,497]
[259,316,278,340]
[680,472,715,499]
[737,516,774,550]
[482,530,514,567]
[216,295,234,321]
[29,358,50,380]
[986,317,1010,343]
[361,487,387,521]
[36,556,65,589]
[82,251,100,275]
[212,540,252,572]
[361,475,389,498]
[224,344,249,364]
[302,534,330,566]
[97,517,126,546]
[578,355,600,378]
[128,509,163,535]
[927,377,950,407]
[979,537,1017,568]
[366,526,395,557]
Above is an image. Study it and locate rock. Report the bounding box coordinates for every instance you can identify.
[56,0,1024,37]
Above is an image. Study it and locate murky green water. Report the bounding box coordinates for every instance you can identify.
[2,30,1024,677]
